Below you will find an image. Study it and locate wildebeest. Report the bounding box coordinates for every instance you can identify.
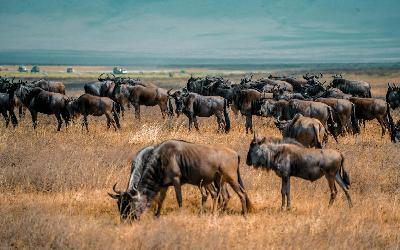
[15,84,70,131]
[349,97,394,139]
[30,79,66,94]
[330,75,371,98]
[169,89,230,133]
[128,84,173,120]
[315,87,352,99]
[315,97,359,134]
[246,135,352,209]
[275,114,328,148]
[272,87,305,101]
[67,94,120,132]
[386,83,400,110]
[234,88,262,133]
[392,120,400,143]
[258,99,338,141]
[108,140,252,220]
[0,86,18,128]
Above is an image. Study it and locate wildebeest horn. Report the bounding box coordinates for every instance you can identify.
[98,73,105,81]
[167,88,175,96]
[112,182,121,194]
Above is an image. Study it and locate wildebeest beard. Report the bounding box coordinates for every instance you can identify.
[130,149,164,219]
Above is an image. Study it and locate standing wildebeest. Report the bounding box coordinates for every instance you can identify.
[386,83,400,110]
[0,86,18,128]
[330,75,371,98]
[128,84,172,120]
[67,94,120,132]
[246,135,352,209]
[315,97,359,134]
[15,85,70,131]
[169,89,230,133]
[108,140,251,220]
[349,97,394,139]
[234,88,262,133]
[275,114,328,148]
[258,99,338,141]
[30,79,66,94]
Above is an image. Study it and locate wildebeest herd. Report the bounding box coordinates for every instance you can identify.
[1,73,399,221]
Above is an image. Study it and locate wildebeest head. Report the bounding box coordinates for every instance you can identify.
[169,89,189,117]
[108,183,136,221]
[393,120,400,143]
[258,99,278,117]
[386,83,400,109]
[274,119,290,132]
[246,133,268,167]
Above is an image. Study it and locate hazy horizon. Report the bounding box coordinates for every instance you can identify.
[1,0,400,64]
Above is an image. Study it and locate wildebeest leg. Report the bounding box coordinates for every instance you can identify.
[335,173,353,207]
[55,113,63,131]
[245,115,253,134]
[9,110,18,127]
[2,111,9,127]
[226,180,248,215]
[30,110,38,129]
[377,117,386,137]
[134,103,140,120]
[215,112,225,132]
[18,106,23,118]
[193,116,200,132]
[83,115,89,132]
[120,105,125,118]
[105,113,117,130]
[172,177,183,208]
[199,185,208,214]
[155,187,168,217]
[61,111,69,128]
[231,104,239,120]
[327,175,338,206]
[159,104,166,119]
[281,177,288,210]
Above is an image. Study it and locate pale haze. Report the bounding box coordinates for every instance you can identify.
[0,0,399,64]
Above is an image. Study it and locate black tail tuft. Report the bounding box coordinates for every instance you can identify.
[351,103,360,134]
[386,102,395,142]
[224,99,231,133]
[340,156,350,188]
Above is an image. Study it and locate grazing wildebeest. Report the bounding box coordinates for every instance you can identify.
[15,85,70,131]
[108,140,251,220]
[330,74,371,98]
[275,114,328,148]
[315,97,359,134]
[234,88,262,133]
[30,79,66,95]
[349,97,394,139]
[258,99,338,141]
[246,134,352,209]
[169,89,230,133]
[128,84,172,120]
[386,83,400,110]
[241,78,293,93]
[67,94,120,132]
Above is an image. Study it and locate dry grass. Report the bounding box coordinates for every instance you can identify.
[0,71,400,249]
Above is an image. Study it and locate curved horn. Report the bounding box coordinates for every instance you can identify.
[98,73,105,81]
[112,182,121,194]
[167,88,175,96]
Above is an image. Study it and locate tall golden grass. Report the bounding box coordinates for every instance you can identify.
[0,72,399,249]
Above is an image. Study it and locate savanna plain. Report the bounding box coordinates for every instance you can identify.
[0,67,399,249]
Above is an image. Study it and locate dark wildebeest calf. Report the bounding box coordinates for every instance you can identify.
[275,114,328,148]
[108,140,251,220]
[386,83,400,110]
[67,94,120,132]
[169,89,230,133]
[246,134,352,209]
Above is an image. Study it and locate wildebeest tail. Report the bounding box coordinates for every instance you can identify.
[112,102,121,129]
[312,124,323,148]
[367,88,372,98]
[327,107,339,143]
[386,102,395,142]
[223,99,231,133]
[350,103,360,134]
[339,156,350,188]
[237,156,253,212]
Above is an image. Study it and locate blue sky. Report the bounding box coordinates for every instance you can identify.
[0,0,399,63]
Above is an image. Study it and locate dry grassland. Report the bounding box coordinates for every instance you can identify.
[0,71,399,249]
